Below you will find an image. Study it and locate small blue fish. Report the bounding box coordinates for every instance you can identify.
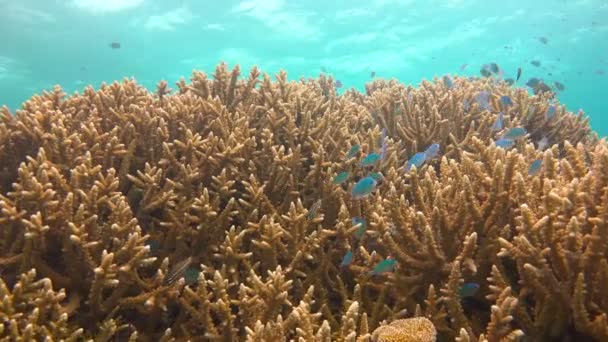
[332,171,350,185]
[546,105,555,119]
[146,239,161,249]
[369,258,397,275]
[352,176,378,199]
[495,138,515,148]
[500,95,513,107]
[308,199,322,220]
[346,144,360,159]
[369,172,383,181]
[475,91,491,110]
[459,282,480,298]
[424,143,440,160]
[443,75,454,89]
[340,250,354,268]
[502,127,527,140]
[352,217,367,239]
[361,152,382,167]
[463,99,471,112]
[145,239,161,254]
[185,267,200,285]
[492,112,504,131]
[528,159,542,175]
[405,152,427,172]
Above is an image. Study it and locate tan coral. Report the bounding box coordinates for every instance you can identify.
[371,317,437,342]
[0,62,606,340]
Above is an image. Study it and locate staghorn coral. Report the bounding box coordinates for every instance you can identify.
[0,62,606,341]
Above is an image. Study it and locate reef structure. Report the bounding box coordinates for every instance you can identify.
[0,62,606,341]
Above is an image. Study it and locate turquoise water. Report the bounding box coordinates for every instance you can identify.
[1,0,607,135]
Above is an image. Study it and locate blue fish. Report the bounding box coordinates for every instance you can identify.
[352,217,367,239]
[369,258,397,275]
[405,152,427,172]
[475,91,491,110]
[495,138,515,148]
[346,144,360,159]
[185,267,200,285]
[361,152,382,167]
[500,95,513,107]
[424,143,440,160]
[546,105,555,119]
[146,239,161,250]
[332,171,350,185]
[443,75,454,89]
[492,112,504,131]
[340,250,354,268]
[145,239,161,255]
[502,127,527,140]
[352,176,378,199]
[369,172,383,181]
[528,159,542,175]
[458,282,480,298]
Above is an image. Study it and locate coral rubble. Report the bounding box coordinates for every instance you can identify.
[0,62,606,341]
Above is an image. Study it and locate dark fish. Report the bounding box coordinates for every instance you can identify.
[597,69,605,75]
[554,81,565,91]
[533,81,553,95]
[109,42,121,49]
[371,71,376,78]
[336,80,343,88]
[443,75,454,89]
[539,37,548,44]
[546,105,556,119]
[526,78,541,87]
[460,63,468,71]
[500,95,513,107]
[531,60,541,67]
[163,256,193,286]
[308,199,322,220]
[516,67,522,81]
[489,63,500,73]
[505,78,515,86]
[459,283,480,298]
[480,68,492,77]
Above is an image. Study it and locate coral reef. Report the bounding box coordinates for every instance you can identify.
[0,62,606,341]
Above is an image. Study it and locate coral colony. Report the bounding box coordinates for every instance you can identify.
[0,62,606,341]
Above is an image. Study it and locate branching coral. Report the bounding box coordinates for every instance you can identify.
[0,62,605,340]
